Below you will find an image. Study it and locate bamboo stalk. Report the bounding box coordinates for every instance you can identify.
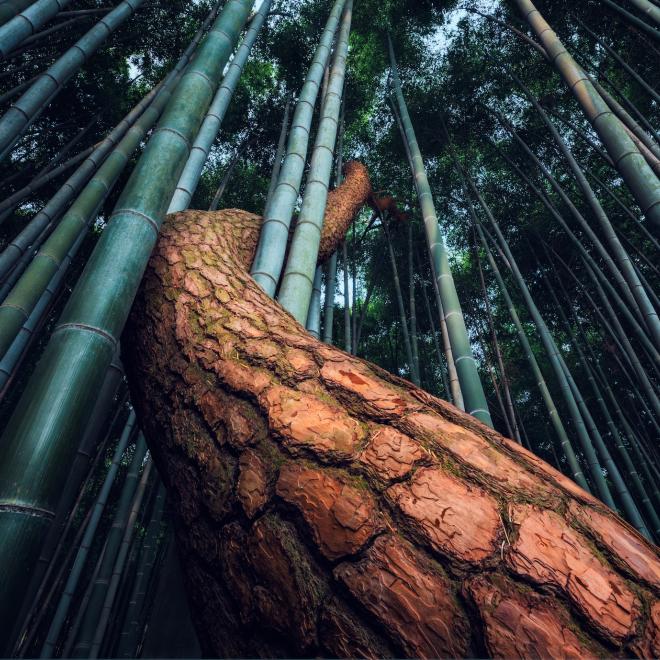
[407,220,421,384]
[390,39,491,426]
[600,0,660,40]
[263,97,291,215]
[322,251,337,344]
[305,266,323,339]
[579,18,660,104]
[116,481,166,658]
[0,48,193,359]
[380,214,418,385]
[514,0,660,231]
[420,275,451,399]
[0,0,75,58]
[466,173,613,503]
[472,219,589,490]
[507,69,660,347]
[342,239,351,352]
[68,435,149,658]
[250,0,347,296]
[0,0,252,642]
[168,0,272,213]
[88,457,154,658]
[474,241,521,443]
[0,0,34,27]
[39,417,139,658]
[0,0,150,162]
[278,0,353,322]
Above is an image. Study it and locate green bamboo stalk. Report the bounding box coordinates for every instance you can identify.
[601,0,660,39]
[306,266,323,338]
[0,46,194,359]
[514,0,660,231]
[544,106,615,167]
[168,0,272,213]
[0,0,149,163]
[407,220,421,384]
[474,242,521,443]
[0,145,96,226]
[116,481,166,659]
[587,73,660,164]
[8,362,124,655]
[39,416,139,658]
[0,0,252,644]
[0,0,35,27]
[208,145,242,211]
[322,251,337,344]
[623,0,660,24]
[467,176,613,503]
[342,240,352,352]
[539,261,652,537]
[67,435,149,659]
[354,274,375,354]
[546,259,660,537]
[0,80,163,283]
[278,0,353,322]
[420,275,451,400]
[380,214,418,385]
[584,166,660,251]
[389,38,491,426]
[472,219,589,489]
[490,106,649,334]
[489,131,660,364]
[552,245,660,422]
[89,457,153,658]
[264,98,292,215]
[470,306,511,437]
[508,70,660,346]
[0,0,74,58]
[428,248,462,408]
[579,19,660,105]
[250,0,347,296]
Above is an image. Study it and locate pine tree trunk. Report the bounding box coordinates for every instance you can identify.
[124,163,660,659]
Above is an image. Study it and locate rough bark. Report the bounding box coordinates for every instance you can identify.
[125,163,660,659]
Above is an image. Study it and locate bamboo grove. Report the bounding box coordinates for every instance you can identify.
[0,0,658,656]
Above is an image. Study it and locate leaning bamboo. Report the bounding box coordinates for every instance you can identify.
[538,264,651,536]
[0,81,162,283]
[250,0,347,296]
[601,0,660,40]
[0,0,149,162]
[278,0,353,322]
[389,38,491,426]
[0,0,252,643]
[306,267,323,339]
[0,47,193,359]
[465,172,613,503]
[168,0,272,213]
[508,70,660,346]
[67,436,149,659]
[0,0,75,58]
[116,481,166,658]
[514,0,660,231]
[0,0,34,27]
[39,417,138,658]
[380,214,418,385]
[322,252,338,344]
[579,19,660,105]
[88,458,154,658]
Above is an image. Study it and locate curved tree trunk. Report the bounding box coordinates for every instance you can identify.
[124,164,660,659]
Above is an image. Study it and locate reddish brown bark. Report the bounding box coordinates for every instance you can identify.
[124,163,659,658]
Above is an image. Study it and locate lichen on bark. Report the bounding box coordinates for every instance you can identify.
[124,162,659,659]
